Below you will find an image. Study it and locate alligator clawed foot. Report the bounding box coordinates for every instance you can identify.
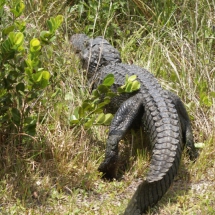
[186,145,199,161]
[189,149,199,161]
[98,154,118,180]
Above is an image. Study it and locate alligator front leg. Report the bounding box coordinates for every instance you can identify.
[98,94,143,179]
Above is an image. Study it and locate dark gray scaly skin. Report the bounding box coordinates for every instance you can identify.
[70,34,198,214]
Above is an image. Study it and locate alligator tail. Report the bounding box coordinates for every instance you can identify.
[124,146,182,214]
[124,91,183,214]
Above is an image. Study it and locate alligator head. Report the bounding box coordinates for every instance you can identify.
[70,34,121,79]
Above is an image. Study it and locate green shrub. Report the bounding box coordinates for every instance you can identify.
[0,1,63,140]
[70,74,140,127]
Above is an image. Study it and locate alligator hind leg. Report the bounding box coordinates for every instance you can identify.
[98,94,143,179]
[166,91,198,160]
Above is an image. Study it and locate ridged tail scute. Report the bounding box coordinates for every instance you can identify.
[124,142,182,214]
[124,87,183,214]
[124,145,181,214]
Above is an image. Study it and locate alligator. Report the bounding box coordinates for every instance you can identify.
[70,34,198,214]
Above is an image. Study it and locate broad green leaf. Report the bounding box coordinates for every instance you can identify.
[102,77,114,86]
[47,15,63,33]
[24,119,37,136]
[32,72,43,82]
[25,58,33,70]
[82,101,93,111]
[40,31,52,38]
[92,108,103,114]
[11,2,25,18]
[128,75,137,82]
[117,86,126,93]
[92,89,100,98]
[2,39,12,52]
[42,71,50,80]
[103,113,113,125]
[8,32,15,45]
[117,75,140,93]
[78,107,85,118]
[98,84,109,93]
[3,32,24,51]
[70,114,78,121]
[11,108,21,125]
[55,15,64,27]
[15,1,25,17]
[131,80,141,91]
[38,68,44,72]
[95,113,105,124]
[97,98,110,109]
[25,67,32,76]
[31,58,40,68]
[14,32,24,47]
[40,31,52,42]
[70,118,79,125]
[30,38,40,47]
[15,20,26,32]
[39,79,49,88]
[125,82,132,92]
[84,116,96,128]
[24,124,36,136]
[2,25,15,36]
[30,38,41,52]
[102,74,115,86]
[106,91,116,98]
[91,97,100,105]
[70,113,79,124]
[47,19,54,33]
[49,36,56,42]
[72,107,80,120]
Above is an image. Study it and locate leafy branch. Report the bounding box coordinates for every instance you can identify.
[70,74,140,128]
[0,1,63,138]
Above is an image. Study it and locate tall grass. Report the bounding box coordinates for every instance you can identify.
[0,0,214,214]
[122,0,215,139]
